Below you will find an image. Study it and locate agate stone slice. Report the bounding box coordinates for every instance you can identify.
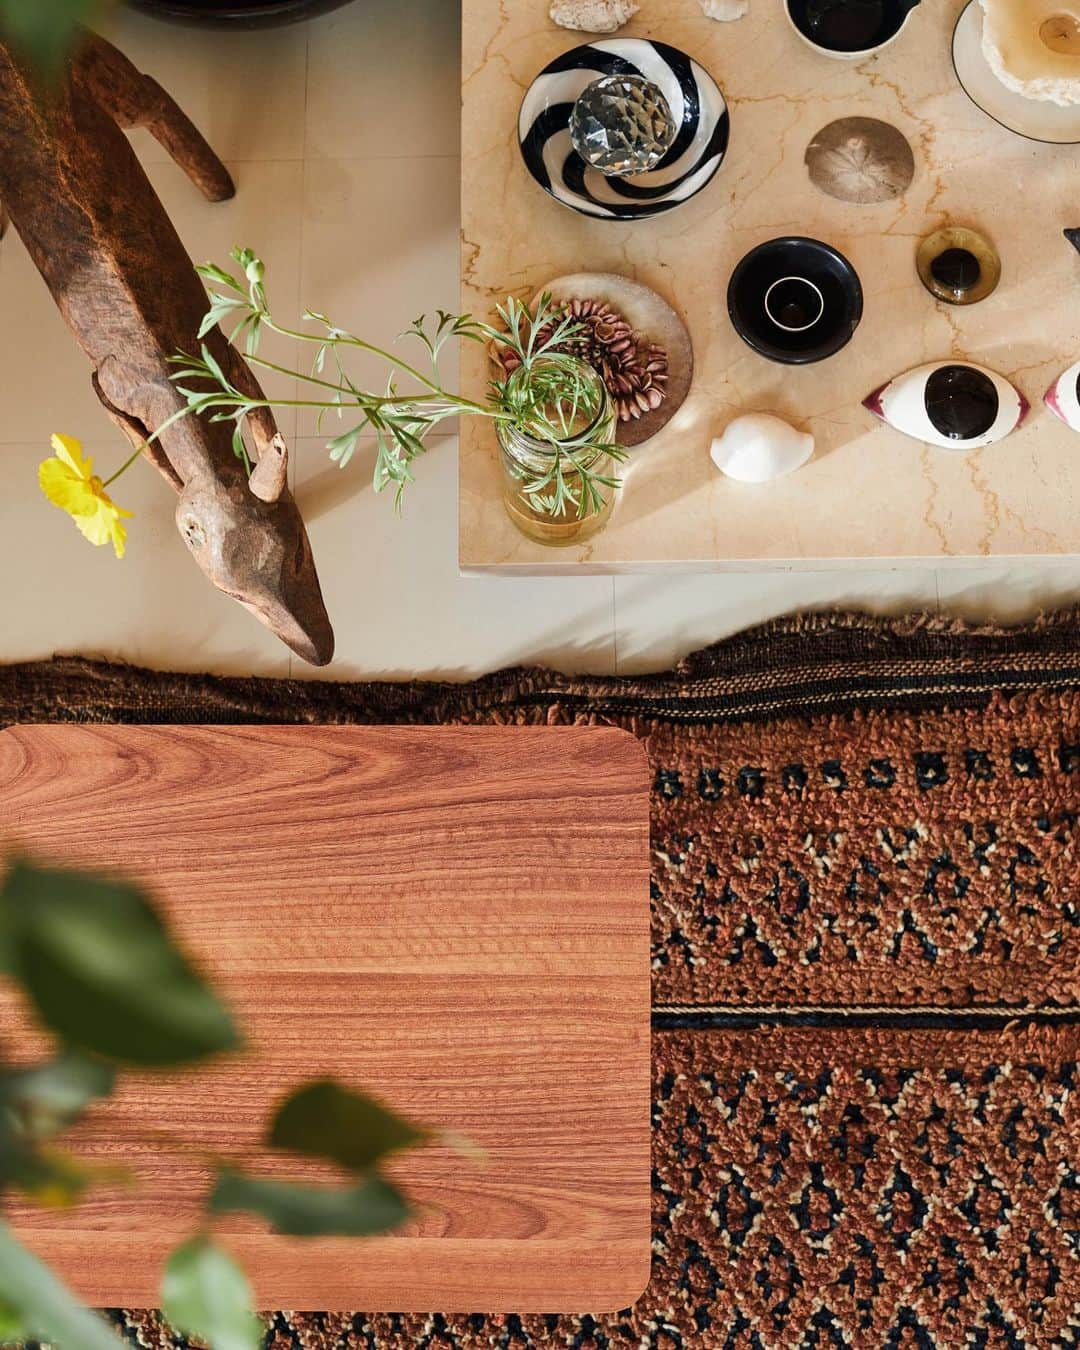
[805,117,915,203]
[980,0,1080,105]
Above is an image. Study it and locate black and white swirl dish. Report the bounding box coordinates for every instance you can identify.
[518,39,729,221]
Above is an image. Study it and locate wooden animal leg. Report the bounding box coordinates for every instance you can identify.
[73,33,234,203]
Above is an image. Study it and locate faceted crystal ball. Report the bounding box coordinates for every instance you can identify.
[569,74,677,177]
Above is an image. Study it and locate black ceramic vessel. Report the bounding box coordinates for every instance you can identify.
[786,0,921,56]
[727,236,863,365]
[128,0,353,27]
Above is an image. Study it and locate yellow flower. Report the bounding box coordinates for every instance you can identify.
[39,434,133,559]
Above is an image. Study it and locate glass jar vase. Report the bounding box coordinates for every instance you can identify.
[495,357,619,547]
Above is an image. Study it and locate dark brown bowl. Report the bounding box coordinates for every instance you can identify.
[128,0,354,27]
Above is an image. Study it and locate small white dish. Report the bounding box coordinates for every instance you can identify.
[952,0,1080,143]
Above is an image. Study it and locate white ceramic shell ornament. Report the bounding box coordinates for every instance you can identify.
[549,0,639,33]
[700,0,750,20]
[710,414,814,483]
[863,361,1029,451]
[1045,358,1080,429]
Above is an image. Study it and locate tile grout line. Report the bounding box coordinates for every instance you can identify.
[610,577,620,674]
[288,30,315,684]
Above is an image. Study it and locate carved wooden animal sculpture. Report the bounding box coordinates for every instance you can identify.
[0,34,334,665]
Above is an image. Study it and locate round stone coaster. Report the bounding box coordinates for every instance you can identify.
[527,273,694,448]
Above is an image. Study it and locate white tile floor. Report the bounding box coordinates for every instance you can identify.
[4,0,1080,682]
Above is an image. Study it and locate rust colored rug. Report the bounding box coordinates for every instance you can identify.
[4,612,1080,1348]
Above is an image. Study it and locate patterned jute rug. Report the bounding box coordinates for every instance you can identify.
[3,611,1080,1349]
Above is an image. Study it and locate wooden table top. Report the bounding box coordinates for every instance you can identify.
[460,0,1080,572]
[0,724,651,1312]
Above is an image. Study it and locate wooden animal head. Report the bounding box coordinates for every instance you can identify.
[177,466,334,667]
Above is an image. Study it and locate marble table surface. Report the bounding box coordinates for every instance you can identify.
[460,0,1080,572]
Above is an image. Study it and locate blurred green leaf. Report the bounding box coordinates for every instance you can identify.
[0,894,14,975]
[209,1169,410,1237]
[0,1050,128,1204]
[0,1140,96,1207]
[0,1050,114,1142]
[162,1238,261,1350]
[0,1297,23,1344]
[269,1080,425,1174]
[0,861,239,1066]
[0,1223,121,1348]
[0,0,102,79]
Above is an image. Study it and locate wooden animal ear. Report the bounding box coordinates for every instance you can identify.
[248,434,288,503]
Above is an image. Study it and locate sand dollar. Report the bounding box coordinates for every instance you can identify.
[805,116,915,204]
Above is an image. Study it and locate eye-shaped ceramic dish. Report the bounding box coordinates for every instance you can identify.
[785,0,922,60]
[1046,358,1080,430]
[518,38,730,220]
[864,361,1029,450]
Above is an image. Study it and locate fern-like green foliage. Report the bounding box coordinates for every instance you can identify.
[167,247,625,520]
[0,0,103,79]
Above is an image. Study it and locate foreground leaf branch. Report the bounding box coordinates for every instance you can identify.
[0,859,432,1347]
[0,0,103,80]
[170,246,625,518]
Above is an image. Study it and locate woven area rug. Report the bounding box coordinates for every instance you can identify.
[4,611,1080,1349]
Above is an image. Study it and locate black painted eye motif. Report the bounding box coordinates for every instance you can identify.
[1045,358,1080,432]
[863,361,1028,450]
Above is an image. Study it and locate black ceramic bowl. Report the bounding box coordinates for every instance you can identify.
[785,0,921,57]
[727,236,863,365]
[128,0,353,27]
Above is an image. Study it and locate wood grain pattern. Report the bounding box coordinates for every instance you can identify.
[0,725,651,1312]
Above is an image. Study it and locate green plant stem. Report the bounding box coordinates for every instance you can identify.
[243,353,497,418]
[181,252,626,518]
[260,315,446,398]
[102,402,192,486]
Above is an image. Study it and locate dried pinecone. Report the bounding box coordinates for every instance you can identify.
[500,297,669,423]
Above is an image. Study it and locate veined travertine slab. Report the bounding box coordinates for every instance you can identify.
[461,0,1080,570]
